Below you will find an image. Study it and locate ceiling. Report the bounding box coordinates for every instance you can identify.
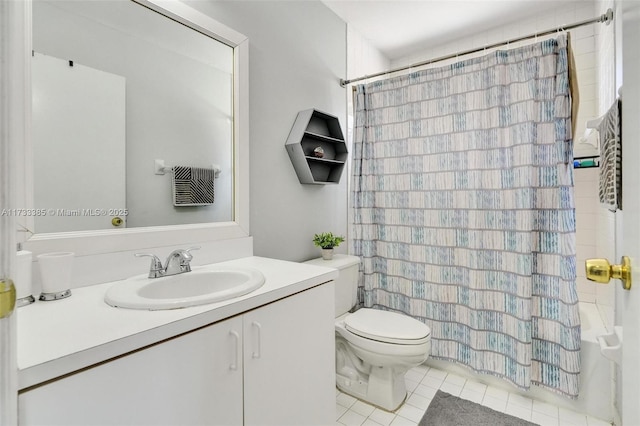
[322,0,595,61]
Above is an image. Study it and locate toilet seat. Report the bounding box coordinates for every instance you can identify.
[344,308,431,345]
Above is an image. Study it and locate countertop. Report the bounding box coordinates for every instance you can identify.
[17,256,338,390]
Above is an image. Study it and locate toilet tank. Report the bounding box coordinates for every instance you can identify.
[304,254,361,317]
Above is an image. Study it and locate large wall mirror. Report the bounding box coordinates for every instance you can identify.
[21,0,249,255]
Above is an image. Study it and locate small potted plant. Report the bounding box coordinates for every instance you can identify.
[313,232,345,260]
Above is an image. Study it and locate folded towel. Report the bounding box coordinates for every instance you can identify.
[598,99,622,211]
[172,166,216,206]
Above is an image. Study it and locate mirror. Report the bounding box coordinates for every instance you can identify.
[21,0,249,254]
[31,0,234,232]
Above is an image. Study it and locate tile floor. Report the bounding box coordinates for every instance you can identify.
[335,364,612,426]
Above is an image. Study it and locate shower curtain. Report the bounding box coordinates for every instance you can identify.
[351,35,580,397]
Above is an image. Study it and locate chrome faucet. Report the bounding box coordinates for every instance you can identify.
[135,247,200,278]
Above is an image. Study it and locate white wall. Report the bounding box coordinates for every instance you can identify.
[344,26,391,249]
[185,1,348,262]
[346,26,390,82]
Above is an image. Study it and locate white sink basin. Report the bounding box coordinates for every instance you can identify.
[105,266,265,310]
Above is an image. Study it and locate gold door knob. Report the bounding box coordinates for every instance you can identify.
[111,217,124,227]
[585,256,632,290]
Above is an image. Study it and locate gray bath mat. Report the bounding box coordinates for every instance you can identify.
[419,390,539,426]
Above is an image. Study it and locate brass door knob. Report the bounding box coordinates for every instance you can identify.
[585,256,631,290]
[111,217,124,227]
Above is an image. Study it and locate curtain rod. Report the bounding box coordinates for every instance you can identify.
[340,8,613,87]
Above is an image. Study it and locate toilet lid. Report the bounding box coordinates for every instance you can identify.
[344,308,431,345]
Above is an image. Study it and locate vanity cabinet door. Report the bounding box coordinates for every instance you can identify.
[243,282,335,426]
[18,316,244,426]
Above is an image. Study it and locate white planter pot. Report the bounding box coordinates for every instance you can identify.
[321,249,334,260]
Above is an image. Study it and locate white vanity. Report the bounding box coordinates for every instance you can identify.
[17,257,337,425]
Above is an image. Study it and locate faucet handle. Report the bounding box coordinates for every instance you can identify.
[135,253,163,278]
[181,247,200,262]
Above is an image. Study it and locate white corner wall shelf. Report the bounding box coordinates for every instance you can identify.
[285,109,347,184]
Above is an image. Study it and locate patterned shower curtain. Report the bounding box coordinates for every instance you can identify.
[351,35,580,397]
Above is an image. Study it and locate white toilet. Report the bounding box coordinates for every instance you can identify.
[305,254,431,411]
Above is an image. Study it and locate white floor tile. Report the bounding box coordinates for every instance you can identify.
[412,384,438,399]
[443,373,466,387]
[351,400,376,417]
[338,409,367,426]
[389,415,418,426]
[336,403,349,420]
[337,392,358,408]
[363,419,385,426]
[482,395,507,412]
[438,381,463,396]
[532,400,559,417]
[459,388,484,404]
[586,416,612,426]
[346,366,595,426]
[396,404,424,423]
[508,392,533,410]
[404,378,420,392]
[405,369,426,383]
[484,385,509,401]
[406,393,431,410]
[531,411,560,426]
[505,403,533,421]
[559,407,589,426]
[420,375,444,389]
[411,364,430,375]
[462,380,487,394]
[424,368,447,380]
[368,408,396,426]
